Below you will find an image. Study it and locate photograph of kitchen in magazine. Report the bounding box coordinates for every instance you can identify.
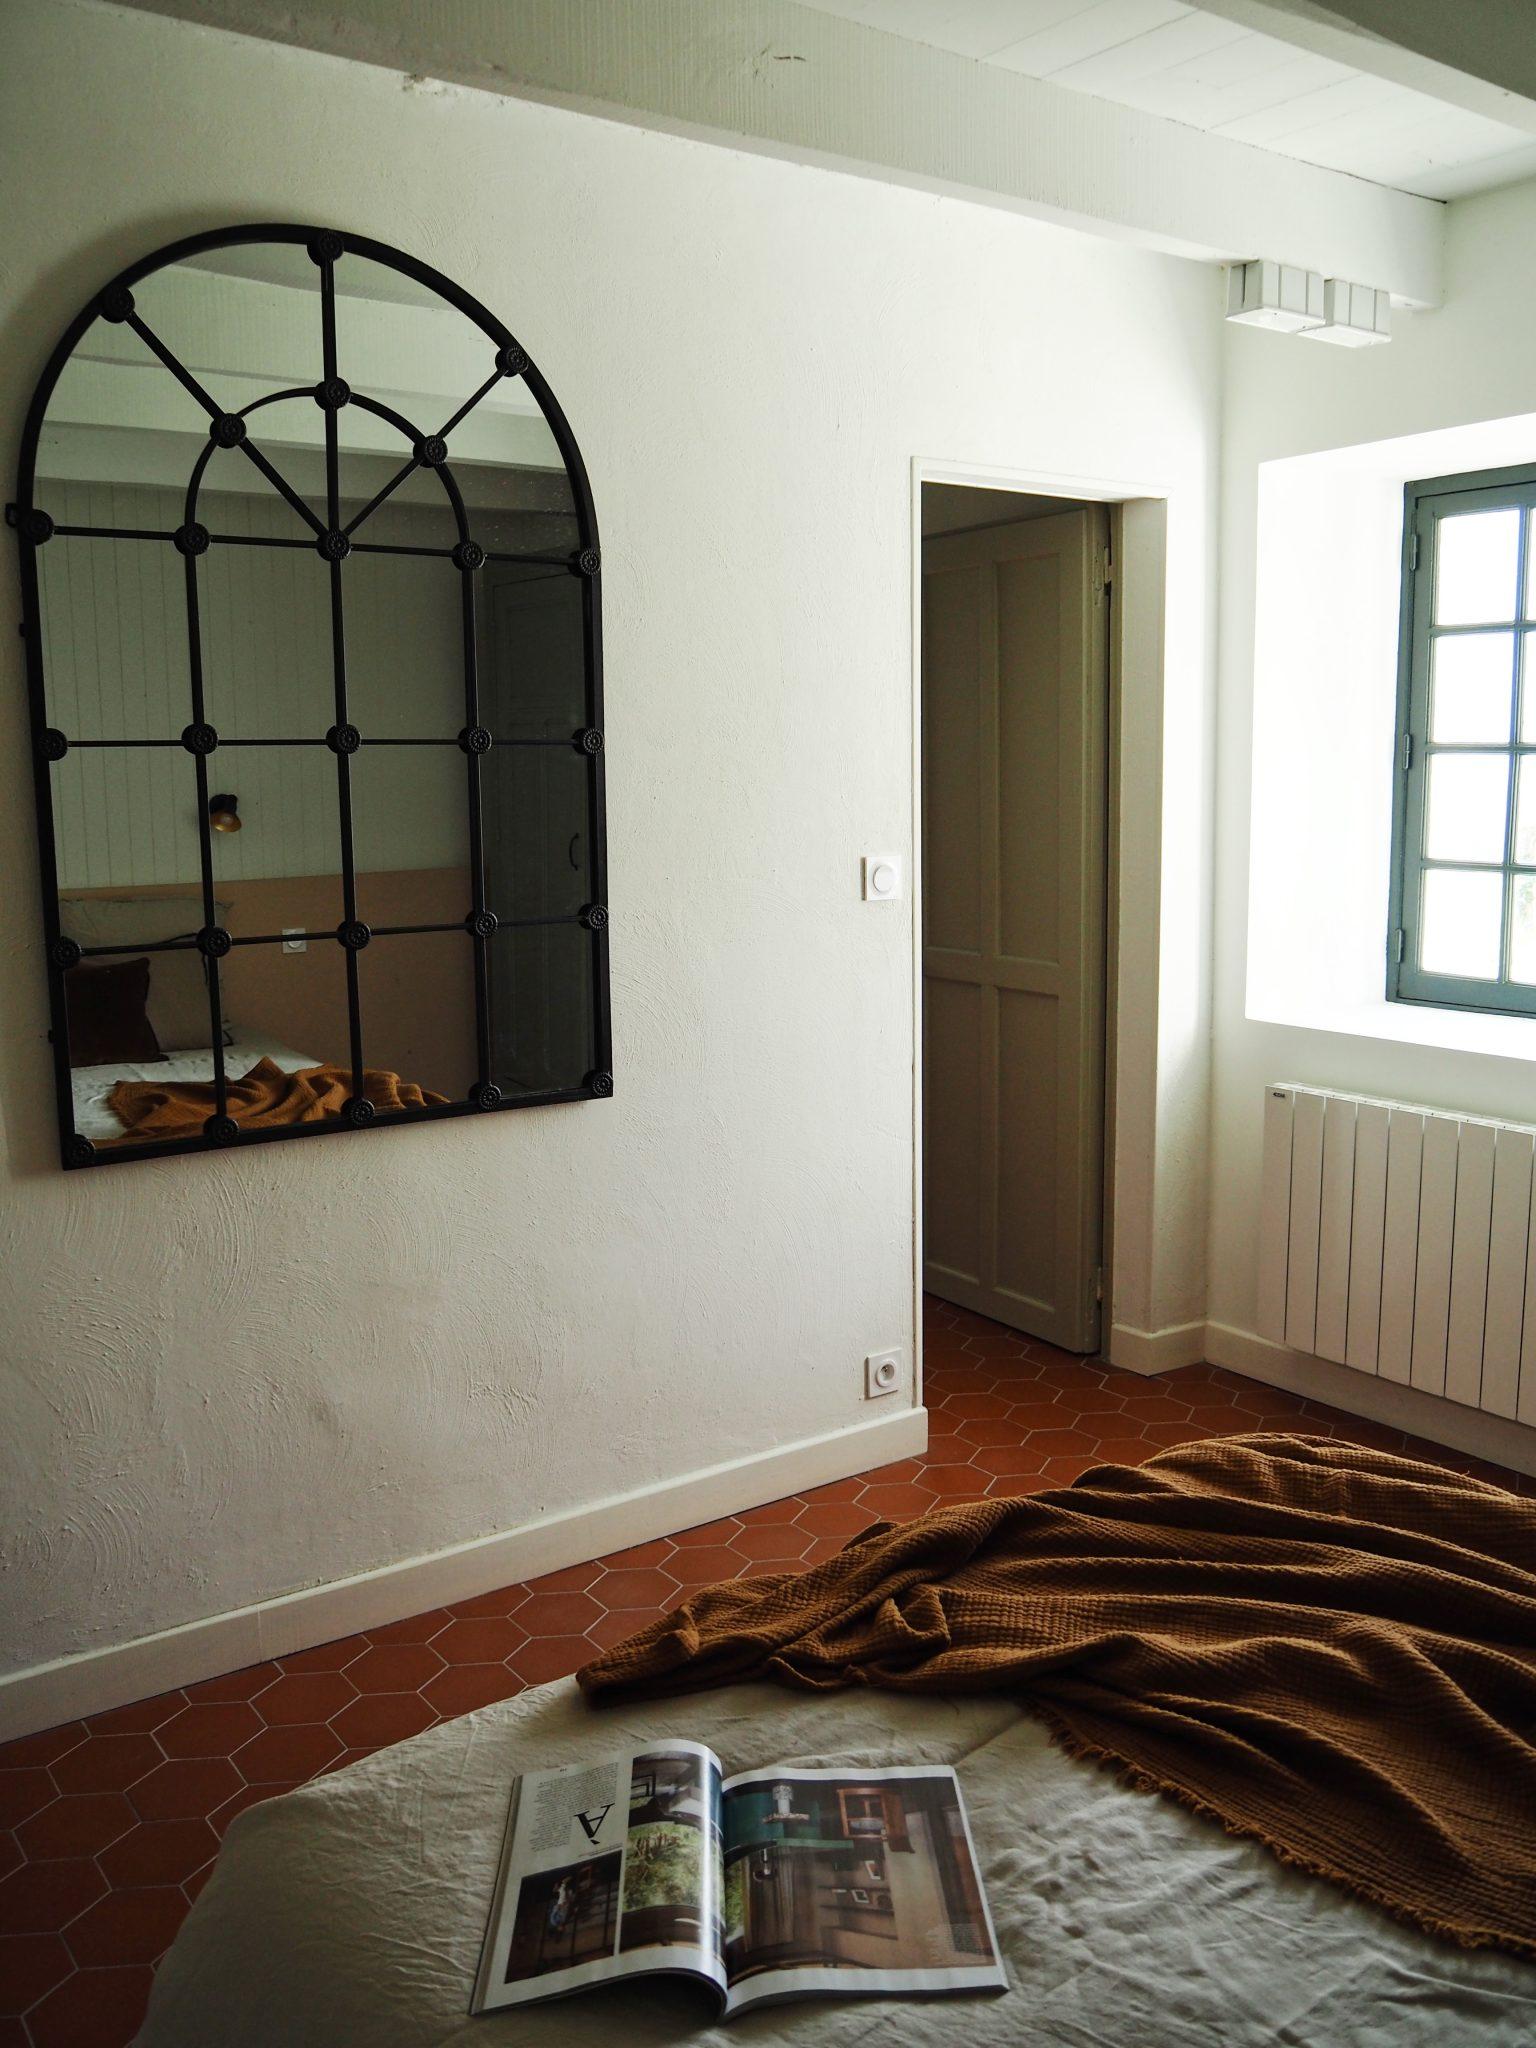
[471,1741,1006,2016]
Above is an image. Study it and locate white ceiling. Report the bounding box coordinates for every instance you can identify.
[800,0,1536,199]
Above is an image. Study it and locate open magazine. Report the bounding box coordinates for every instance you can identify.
[471,1742,1006,2017]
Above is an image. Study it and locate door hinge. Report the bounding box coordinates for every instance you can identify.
[1093,1265,1104,1304]
[1409,532,1421,573]
[1392,927,1406,964]
[1095,546,1112,601]
[1399,731,1414,773]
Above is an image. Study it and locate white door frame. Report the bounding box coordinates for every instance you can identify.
[910,456,1181,1407]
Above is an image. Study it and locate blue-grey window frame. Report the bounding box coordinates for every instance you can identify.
[1389,461,1536,1018]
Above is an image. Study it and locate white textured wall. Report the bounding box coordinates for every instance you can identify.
[1213,175,1536,1343]
[0,0,1219,1679]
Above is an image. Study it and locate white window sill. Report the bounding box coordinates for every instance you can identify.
[1247,995,1536,1064]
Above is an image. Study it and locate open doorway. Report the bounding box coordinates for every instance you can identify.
[919,481,1113,1355]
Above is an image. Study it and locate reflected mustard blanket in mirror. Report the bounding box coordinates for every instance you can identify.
[104,1056,447,1141]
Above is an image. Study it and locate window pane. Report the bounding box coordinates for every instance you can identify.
[1435,509,1520,626]
[1520,630,1536,743]
[1420,868,1503,980]
[1511,877,1536,984]
[1515,757,1536,867]
[1424,752,1509,863]
[1430,632,1515,743]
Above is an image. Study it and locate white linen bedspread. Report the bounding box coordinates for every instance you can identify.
[136,1678,1536,2046]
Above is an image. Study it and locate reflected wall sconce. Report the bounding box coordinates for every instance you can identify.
[208,792,242,833]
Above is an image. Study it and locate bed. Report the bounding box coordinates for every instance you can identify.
[135,1676,1536,2047]
[70,1035,318,1143]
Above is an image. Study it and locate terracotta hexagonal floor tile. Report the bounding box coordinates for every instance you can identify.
[0,1833,19,1885]
[365,1609,452,1645]
[0,1768,55,1832]
[250,1670,359,1726]
[0,1857,106,1934]
[82,1693,186,1739]
[1032,1454,1099,1486]
[51,1735,162,1798]
[98,1818,218,1890]
[731,1500,800,1529]
[430,1616,527,1664]
[967,1443,1048,1478]
[156,1700,264,1759]
[182,1663,280,1705]
[1087,1438,1156,1467]
[233,1725,342,1786]
[65,1884,188,1969]
[508,1590,606,1636]
[505,1635,597,1688]
[598,1538,675,1570]
[857,1459,925,1487]
[207,1783,288,1840]
[421,1664,522,1716]
[26,1962,155,2048]
[15,1792,135,1862]
[130,1757,242,1824]
[665,1544,745,1584]
[182,1859,218,1905]
[342,1644,445,1695]
[594,1565,682,1608]
[518,1559,606,1595]
[920,1430,975,1464]
[1136,1418,1202,1448]
[278,1640,361,1676]
[857,1482,938,1519]
[1022,1427,1099,1459]
[446,1586,530,1620]
[328,1693,438,1752]
[583,1607,653,1654]
[793,1478,865,1507]
[727,1525,810,1564]
[0,1725,84,1772]
[670,1519,742,1548]
[0,1931,72,2012]
[954,1416,1021,1447]
[795,1501,872,1542]
[922,1465,987,1498]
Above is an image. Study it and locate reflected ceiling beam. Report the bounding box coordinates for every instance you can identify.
[110,0,1443,304]
[1196,0,1536,133]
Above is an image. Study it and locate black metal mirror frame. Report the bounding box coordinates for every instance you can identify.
[9,223,611,1169]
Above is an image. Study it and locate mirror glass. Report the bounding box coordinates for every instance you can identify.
[25,230,606,1160]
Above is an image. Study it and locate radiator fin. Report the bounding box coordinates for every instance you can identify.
[1259,1085,1536,1423]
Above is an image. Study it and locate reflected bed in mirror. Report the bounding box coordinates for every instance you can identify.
[13,225,611,1166]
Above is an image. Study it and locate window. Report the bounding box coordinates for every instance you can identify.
[1390,465,1536,1016]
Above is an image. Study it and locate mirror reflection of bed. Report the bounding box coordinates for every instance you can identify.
[36,237,598,1147]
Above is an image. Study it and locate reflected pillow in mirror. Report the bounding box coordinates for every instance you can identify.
[58,894,230,1051]
[65,956,163,1069]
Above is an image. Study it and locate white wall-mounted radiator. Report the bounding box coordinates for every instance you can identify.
[1259,1084,1536,1424]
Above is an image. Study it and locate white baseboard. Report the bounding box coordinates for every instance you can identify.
[1203,1322,1536,1481]
[0,1405,928,1744]
[1107,1320,1207,1375]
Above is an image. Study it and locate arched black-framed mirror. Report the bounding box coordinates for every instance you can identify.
[9,224,611,1168]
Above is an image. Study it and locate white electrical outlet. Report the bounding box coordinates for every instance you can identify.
[864,1350,901,1399]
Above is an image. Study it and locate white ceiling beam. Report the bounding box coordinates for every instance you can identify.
[1196,0,1536,135]
[107,0,1444,304]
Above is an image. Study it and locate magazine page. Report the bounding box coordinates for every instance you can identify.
[718,1764,1006,2016]
[472,1741,726,2013]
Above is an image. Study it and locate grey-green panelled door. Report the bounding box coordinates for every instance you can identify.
[921,509,1109,1352]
